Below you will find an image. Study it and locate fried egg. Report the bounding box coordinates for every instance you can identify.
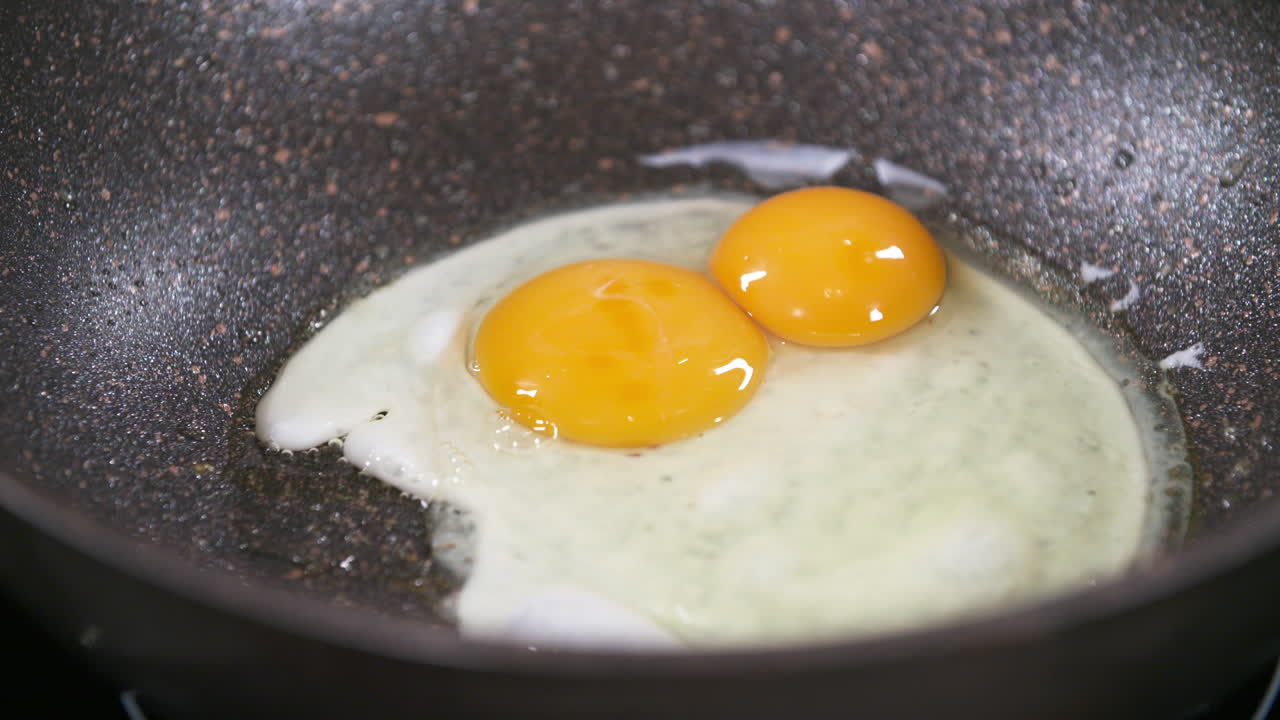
[257,196,1168,649]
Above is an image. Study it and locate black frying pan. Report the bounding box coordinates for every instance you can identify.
[2,0,1279,717]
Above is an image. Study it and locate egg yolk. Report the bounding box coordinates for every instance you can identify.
[471,259,769,448]
[709,186,946,347]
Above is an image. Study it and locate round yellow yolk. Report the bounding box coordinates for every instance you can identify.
[709,187,947,347]
[471,259,769,448]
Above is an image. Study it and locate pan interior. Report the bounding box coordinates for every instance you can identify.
[0,0,1277,635]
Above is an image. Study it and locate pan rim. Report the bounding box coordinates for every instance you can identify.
[2,465,1278,677]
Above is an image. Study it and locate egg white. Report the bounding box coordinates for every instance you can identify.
[257,197,1152,648]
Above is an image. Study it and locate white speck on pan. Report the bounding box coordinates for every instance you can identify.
[873,158,948,211]
[1109,279,1141,312]
[1158,343,1206,370]
[873,158,947,194]
[1080,262,1117,283]
[637,140,857,189]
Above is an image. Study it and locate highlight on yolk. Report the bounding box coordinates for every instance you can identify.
[709,186,946,347]
[471,259,769,448]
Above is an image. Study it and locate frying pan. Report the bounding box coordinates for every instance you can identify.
[2,0,1278,717]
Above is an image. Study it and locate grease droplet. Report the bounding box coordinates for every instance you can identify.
[1218,156,1249,188]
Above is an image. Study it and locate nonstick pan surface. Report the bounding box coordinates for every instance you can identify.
[1,0,1279,717]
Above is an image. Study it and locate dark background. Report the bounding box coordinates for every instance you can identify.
[5,585,1275,719]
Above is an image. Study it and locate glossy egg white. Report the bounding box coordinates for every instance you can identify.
[257,197,1158,649]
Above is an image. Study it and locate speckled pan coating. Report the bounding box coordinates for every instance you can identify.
[1,0,1277,628]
